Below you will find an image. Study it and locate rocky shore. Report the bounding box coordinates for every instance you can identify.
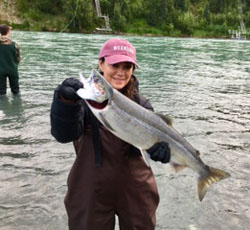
[0,1,22,25]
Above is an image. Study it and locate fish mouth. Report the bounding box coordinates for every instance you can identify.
[87,99,109,110]
[77,70,113,109]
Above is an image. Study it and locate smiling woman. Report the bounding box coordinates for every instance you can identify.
[99,60,134,90]
[50,37,171,230]
[98,39,140,100]
[98,38,137,91]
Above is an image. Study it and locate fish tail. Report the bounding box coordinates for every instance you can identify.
[198,166,230,202]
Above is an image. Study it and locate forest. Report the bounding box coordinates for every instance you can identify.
[1,0,250,38]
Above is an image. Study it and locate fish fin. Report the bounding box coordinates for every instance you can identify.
[198,166,231,202]
[170,162,188,172]
[77,73,94,100]
[79,72,88,84]
[196,150,201,156]
[157,113,173,126]
[140,149,151,167]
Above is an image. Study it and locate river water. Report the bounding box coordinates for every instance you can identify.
[0,32,249,230]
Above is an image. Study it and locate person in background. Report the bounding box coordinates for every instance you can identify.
[0,24,21,95]
[50,38,171,230]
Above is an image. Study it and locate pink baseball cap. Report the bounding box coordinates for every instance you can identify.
[99,38,139,67]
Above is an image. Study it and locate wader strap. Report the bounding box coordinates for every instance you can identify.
[90,114,103,167]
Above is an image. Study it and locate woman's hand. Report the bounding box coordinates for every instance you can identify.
[57,78,83,103]
[147,142,171,163]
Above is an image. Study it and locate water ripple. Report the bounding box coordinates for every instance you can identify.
[0,31,249,230]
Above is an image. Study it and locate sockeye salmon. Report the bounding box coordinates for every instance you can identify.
[77,69,230,201]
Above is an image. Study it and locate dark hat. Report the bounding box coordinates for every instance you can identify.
[0,24,12,35]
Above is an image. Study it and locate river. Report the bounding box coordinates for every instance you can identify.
[0,32,249,230]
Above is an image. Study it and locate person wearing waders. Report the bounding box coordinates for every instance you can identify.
[0,24,21,95]
[50,38,171,230]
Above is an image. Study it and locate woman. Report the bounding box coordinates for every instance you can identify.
[0,24,21,95]
[50,38,171,230]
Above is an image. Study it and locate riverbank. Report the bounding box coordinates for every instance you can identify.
[4,20,248,40]
[0,1,248,40]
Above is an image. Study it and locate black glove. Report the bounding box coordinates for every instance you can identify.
[57,77,83,102]
[147,142,171,163]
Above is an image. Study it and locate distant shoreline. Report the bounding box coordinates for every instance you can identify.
[12,29,250,41]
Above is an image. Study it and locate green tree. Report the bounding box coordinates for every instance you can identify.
[11,0,250,37]
[176,12,196,35]
[62,0,95,32]
[100,0,144,25]
[189,0,201,3]
[16,0,62,14]
[145,0,175,28]
[203,3,210,24]
[245,0,250,7]
[112,3,126,31]
[208,0,226,14]
[175,0,187,11]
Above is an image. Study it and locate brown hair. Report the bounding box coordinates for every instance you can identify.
[99,58,138,100]
[122,75,138,100]
[0,25,11,36]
